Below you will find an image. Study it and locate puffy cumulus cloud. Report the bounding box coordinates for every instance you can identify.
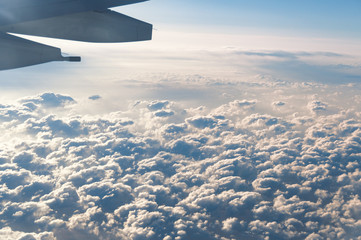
[88,95,101,101]
[0,227,55,240]
[147,101,170,111]
[20,93,75,109]
[273,101,286,107]
[0,92,361,239]
[307,100,328,114]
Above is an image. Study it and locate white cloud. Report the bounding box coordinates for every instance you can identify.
[0,87,360,240]
[20,93,75,109]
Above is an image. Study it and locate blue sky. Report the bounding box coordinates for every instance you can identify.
[120,0,361,38]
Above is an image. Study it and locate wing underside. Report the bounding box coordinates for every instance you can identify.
[0,0,149,26]
[0,32,79,71]
[0,10,152,43]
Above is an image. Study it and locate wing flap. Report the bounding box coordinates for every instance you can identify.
[0,10,152,43]
[0,33,76,70]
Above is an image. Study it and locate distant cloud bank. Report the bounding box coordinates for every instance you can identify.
[0,90,360,240]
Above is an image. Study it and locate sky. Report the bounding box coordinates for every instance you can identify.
[0,1,361,240]
[1,0,360,108]
[120,0,361,37]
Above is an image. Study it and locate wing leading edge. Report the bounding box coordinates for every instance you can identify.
[0,0,152,70]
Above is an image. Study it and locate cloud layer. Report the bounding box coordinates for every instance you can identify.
[0,91,360,240]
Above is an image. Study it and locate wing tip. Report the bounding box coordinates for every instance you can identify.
[62,56,81,62]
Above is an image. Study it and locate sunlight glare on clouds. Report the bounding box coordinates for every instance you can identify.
[1,29,360,111]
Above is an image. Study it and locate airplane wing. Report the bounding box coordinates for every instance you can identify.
[0,10,152,43]
[0,32,79,71]
[0,0,152,70]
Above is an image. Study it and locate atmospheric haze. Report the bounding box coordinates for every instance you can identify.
[0,1,361,240]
